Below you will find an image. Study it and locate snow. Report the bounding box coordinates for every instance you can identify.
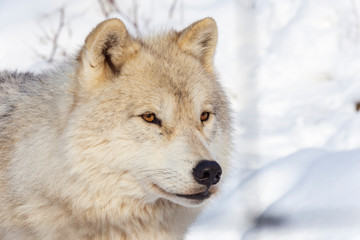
[243,149,360,240]
[1,0,359,239]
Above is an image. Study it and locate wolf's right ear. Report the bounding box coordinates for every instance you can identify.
[77,19,139,89]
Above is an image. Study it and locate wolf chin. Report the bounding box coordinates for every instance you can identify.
[0,18,231,239]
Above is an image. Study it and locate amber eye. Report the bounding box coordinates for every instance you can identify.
[142,113,156,123]
[141,113,162,126]
[200,112,210,122]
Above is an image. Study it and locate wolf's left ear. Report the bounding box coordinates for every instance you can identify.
[177,18,218,74]
[77,18,140,89]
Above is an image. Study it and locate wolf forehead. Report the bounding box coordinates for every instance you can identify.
[113,34,219,92]
[118,46,221,106]
[119,44,210,85]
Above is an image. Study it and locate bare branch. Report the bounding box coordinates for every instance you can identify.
[97,0,141,36]
[98,0,110,18]
[168,0,178,18]
[48,7,65,63]
[131,0,140,35]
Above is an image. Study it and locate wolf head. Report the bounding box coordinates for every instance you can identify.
[70,18,231,207]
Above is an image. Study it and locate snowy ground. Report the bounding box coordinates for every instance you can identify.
[1,0,360,239]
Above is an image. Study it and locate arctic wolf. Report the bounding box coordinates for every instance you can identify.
[0,18,231,239]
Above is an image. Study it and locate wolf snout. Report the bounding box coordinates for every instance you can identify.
[192,160,222,187]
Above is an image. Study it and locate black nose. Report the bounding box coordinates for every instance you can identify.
[193,160,222,187]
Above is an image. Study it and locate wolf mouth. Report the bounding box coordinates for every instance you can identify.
[175,190,210,200]
[152,184,211,201]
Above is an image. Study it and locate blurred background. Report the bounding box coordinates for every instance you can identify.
[1,0,359,239]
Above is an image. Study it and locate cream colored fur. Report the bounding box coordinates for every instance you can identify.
[0,18,231,239]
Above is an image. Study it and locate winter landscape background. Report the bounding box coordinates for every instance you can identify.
[0,0,359,239]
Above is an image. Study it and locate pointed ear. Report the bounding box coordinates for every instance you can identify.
[77,18,140,89]
[177,18,218,74]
